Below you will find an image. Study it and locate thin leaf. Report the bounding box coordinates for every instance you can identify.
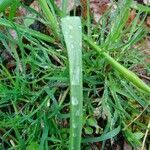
[61,16,83,150]
[82,126,121,143]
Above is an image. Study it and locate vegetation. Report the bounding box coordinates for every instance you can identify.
[0,0,149,149]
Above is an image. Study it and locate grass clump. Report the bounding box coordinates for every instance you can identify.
[0,0,150,149]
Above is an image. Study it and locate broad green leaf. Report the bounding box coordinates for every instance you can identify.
[61,16,83,150]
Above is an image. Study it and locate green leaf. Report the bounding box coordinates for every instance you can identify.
[0,18,55,43]
[61,16,83,150]
[131,1,150,13]
[133,132,144,140]
[87,117,98,128]
[82,126,121,143]
[27,142,39,150]
[0,0,15,13]
[84,127,94,135]
[38,0,60,38]
[123,129,141,147]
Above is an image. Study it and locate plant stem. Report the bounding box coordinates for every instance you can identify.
[62,0,68,16]
[83,34,150,94]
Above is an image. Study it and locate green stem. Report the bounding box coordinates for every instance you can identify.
[62,0,68,16]
[83,34,150,94]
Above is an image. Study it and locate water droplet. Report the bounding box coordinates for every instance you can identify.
[75,110,80,116]
[71,67,80,85]
[66,17,70,20]
[69,35,73,39]
[65,31,69,35]
[71,44,74,49]
[47,100,50,107]
[72,123,77,128]
[44,66,48,69]
[69,25,73,30]
[73,133,77,137]
[80,42,82,47]
[72,97,78,105]
[121,80,125,84]
[41,122,44,128]
[30,75,34,79]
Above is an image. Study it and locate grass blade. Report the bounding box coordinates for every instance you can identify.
[62,0,68,16]
[61,16,83,150]
[131,1,150,13]
[38,0,60,38]
[0,18,55,43]
[82,125,121,143]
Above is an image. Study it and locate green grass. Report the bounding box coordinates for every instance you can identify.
[0,0,150,149]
